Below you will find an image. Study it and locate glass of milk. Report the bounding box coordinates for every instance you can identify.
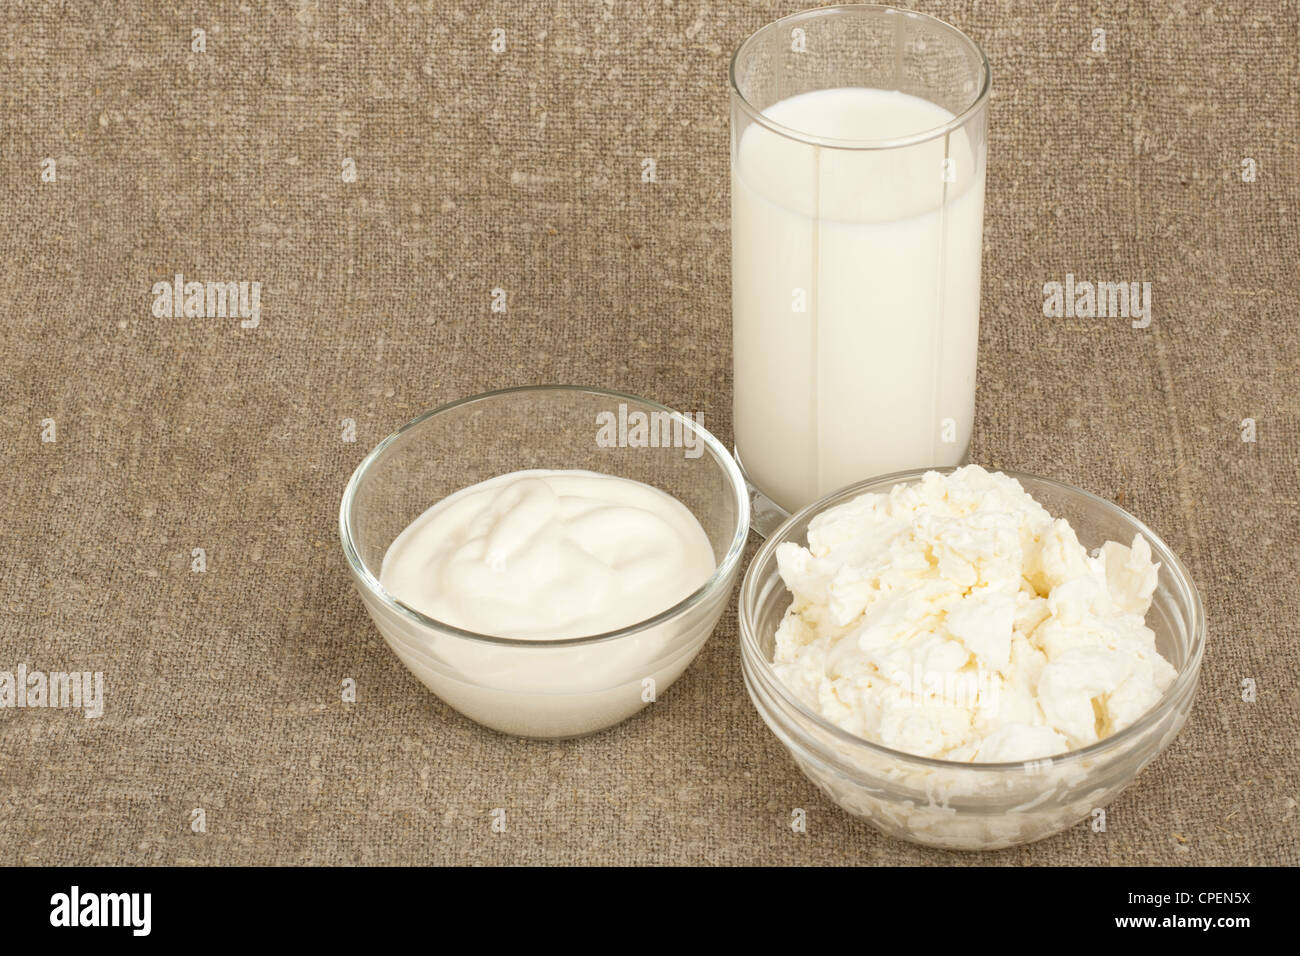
[730,5,991,531]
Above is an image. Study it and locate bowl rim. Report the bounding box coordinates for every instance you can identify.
[739,465,1206,773]
[339,384,752,648]
[729,4,992,152]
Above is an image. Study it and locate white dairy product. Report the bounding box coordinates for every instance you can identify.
[732,87,985,513]
[381,469,715,640]
[374,469,718,737]
[379,470,717,642]
[771,465,1177,762]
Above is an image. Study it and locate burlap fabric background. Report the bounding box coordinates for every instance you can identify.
[2,1,1296,866]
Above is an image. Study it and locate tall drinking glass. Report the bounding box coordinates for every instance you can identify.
[729,4,991,533]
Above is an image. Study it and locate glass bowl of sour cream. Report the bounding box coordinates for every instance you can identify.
[738,466,1205,850]
[340,385,750,738]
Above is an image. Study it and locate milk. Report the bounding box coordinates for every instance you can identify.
[732,88,986,514]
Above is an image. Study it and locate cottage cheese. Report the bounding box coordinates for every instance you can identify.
[772,465,1177,762]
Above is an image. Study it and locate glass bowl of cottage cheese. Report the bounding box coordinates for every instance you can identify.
[738,465,1204,850]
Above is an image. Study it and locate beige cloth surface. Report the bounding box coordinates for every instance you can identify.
[1,0,1296,865]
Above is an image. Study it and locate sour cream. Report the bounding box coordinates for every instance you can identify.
[381,469,716,640]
